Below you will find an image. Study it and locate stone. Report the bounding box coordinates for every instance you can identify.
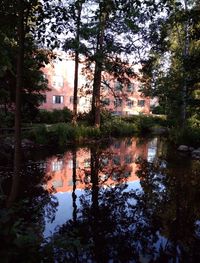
[177,145,189,151]
[191,149,200,159]
[21,138,35,148]
[189,147,194,152]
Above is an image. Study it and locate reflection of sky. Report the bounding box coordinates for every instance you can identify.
[44,189,83,238]
[147,137,158,162]
[44,180,141,238]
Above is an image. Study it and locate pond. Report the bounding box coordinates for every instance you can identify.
[1,136,200,263]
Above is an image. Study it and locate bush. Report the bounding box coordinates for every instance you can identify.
[27,124,49,144]
[0,112,15,127]
[169,126,200,146]
[101,118,137,137]
[36,108,72,124]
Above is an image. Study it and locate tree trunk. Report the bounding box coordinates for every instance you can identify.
[72,1,82,125]
[92,62,102,127]
[7,0,24,207]
[72,149,77,223]
[181,0,189,127]
[90,146,101,262]
[92,4,108,128]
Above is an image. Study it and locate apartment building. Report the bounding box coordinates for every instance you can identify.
[40,53,150,115]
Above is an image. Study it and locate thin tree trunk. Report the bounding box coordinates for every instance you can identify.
[90,146,101,262]
[72,149,77,223]
[92,4,108,128]
[181,0,189,127]
[92,62,102,127]
[72,1,82,125]
[7,0,24,207]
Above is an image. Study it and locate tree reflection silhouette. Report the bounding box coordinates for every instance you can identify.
[0,162,58,263]
[46,145,200,263]
[135,155,200,262]
[49,145,141,262]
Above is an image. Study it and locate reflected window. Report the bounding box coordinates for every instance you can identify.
[101,157,109,166]
[124,171,131,178]
[68,159,79,169]
[68,160,73,169]
[100,174,109,181]
[125,155,132,164]
[112,172,120,181]
[52,160,63,171]
[38,161,47,169]
[113,156,120,165]
[52,179,63,188]
[84,174,91,183]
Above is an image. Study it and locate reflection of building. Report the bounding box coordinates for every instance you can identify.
[44,138,149,193]
[40,53,150,115]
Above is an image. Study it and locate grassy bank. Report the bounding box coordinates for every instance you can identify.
[22,114,168,147]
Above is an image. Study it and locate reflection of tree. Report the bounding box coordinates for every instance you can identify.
[135,155,200,262]
[48,145,142,262]
[44,144,200,262]
[0,162,58,263]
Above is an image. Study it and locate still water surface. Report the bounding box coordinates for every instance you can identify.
[1,137,200,263]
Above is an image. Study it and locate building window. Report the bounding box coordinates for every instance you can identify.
[127,83,134,92]
[52,75,64,88]
[114,98,122,107]
[42,95,47,103]
[126,99,134,108]
[53,95,64,104]
[137,100,145,107]
[124,171,131,178]
[114,81,123,91]
[102,98,110,106]
[114,141,121,149]
[102,80,109,91]
[84,158,90,168]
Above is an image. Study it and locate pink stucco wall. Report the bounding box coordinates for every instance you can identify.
[40,54,150,115]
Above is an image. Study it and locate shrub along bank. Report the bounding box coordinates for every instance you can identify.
[23,114,168,147]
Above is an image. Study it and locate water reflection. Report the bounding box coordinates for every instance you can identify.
[44,138,148,193]
[1,137,200,262]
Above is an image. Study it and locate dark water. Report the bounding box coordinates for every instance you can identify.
[1,137,200,263]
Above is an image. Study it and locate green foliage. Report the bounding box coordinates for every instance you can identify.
[36,108,72,124]
[100,109,113,124]
[101,118,137,137]
[141,1,200,129]
[169,126,200,146]
[25,115,169,146]
[0,111,15,127]
[27,124,49,145]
